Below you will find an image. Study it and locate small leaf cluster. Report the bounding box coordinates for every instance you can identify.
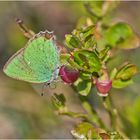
[61,21,138,96]
[71,122,123,139]
[55,1,139,139]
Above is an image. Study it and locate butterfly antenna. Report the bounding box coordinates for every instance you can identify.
[56,42,68,53]
[15,18,35,39]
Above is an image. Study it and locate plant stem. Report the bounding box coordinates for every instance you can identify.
[103,94,128,138]
[82,101,107,129]
[58,110,89,120]
[79,95,107,130]
[102,95,117,131]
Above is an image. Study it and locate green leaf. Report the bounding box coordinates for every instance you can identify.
[65,34,80,49]
[110,68,118,80]
[84,37,97,49]
[99,46,110,58]
[99,45,111,63]
[84,2,104,18]
[112,79,133,89]
[112,63,137,88]
[73,50,101,73]
[116,63,138,80]
[74,77,92,96]
[118,33,140,50]
[68,57,85,71]
[51,93,66,110]
[82,25,94,33]
[81,25,95,41]
[65,26,97,50]
[105,23,132,46]
[84,1,119,18]
[81,25,97,49]
[80,72,91,80]
[60,53,70,64]
[104,22,140,49]
[71,122,101,139]
[108,131,123,139]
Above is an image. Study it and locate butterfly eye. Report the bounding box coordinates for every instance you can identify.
[57,66,60,70]
[44,31,54,39]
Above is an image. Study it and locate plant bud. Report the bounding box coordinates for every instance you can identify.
[59,65,80,84]
[96,79,112,96]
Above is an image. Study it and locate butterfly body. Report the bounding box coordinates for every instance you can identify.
[3,31,60,83]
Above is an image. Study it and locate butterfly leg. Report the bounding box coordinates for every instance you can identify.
[48,82,57,89]
[41,82,50,96]
[56,42,68,53]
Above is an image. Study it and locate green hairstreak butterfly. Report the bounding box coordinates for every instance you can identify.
[3,30,60,84]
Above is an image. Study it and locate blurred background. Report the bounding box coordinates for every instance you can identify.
[0,1,140,139]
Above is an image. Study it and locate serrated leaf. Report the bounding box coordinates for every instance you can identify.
[116,63,138,80]
[65,34,80,49]
[82,25,95,33]
[68,57,85,71]
[99,46,110,59]
[73,50,101,73]
[51,93,66,109]
[74,77,92,96]
[112,79,133,89]
[81,25,95,41]
[71,122,101,139]
[99,46,111,63]
[84,37,97,49]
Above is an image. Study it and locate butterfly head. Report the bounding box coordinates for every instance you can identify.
[38,30,55,40]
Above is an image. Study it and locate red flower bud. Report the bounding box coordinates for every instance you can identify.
[59,65,80,84]
[96,79,112,96]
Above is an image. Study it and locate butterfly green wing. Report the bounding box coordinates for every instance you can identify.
[3,48,41,82]
[23,35,60,82]
[3,33,60,83]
